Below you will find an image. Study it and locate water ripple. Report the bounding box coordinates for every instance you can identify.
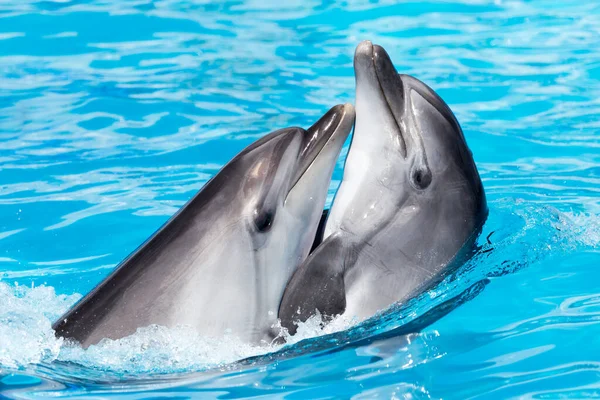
[0,0,599,399]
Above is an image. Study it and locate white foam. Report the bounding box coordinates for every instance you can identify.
[0,282,78,370]
[58,325,274,374]
[274,310,359,346]
[564,211,600,248]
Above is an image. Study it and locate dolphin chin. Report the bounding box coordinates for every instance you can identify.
[278,42,487,334]
[53,104,354,348]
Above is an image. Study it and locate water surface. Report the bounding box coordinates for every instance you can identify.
[1,1,600,398]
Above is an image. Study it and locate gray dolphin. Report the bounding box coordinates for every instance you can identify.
[278,42,487,333]
[53,104,355,348]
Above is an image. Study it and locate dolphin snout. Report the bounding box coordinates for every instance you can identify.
[354,41,375,76]
[338,103,356,132]
[355,40,373,58]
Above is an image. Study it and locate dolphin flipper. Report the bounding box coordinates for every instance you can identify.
[279,234,347,335]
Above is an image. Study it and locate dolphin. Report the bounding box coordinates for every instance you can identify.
[278,42,487,333]
[53,104,355,348]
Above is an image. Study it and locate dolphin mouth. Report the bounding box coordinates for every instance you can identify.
[355,41,408,157]
[288,103,355,193]
[358,41,463,144]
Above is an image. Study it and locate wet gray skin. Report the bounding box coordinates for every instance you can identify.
[278,42,487,334]
[53,104,355,348]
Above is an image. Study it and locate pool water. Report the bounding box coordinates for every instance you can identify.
[1,0,600,398]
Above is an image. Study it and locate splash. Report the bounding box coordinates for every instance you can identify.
[0,281,279,375]
[564,211,600,248]
[58,325,274,375]
[0,282,78,371]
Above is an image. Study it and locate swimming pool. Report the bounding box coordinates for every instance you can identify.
[1,0,599,398]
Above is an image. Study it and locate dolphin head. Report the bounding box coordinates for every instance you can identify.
[236,104,355,260]
[212,103,354,339]
[325,41,486,240]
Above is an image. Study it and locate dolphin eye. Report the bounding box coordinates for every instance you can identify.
[411,167,432,190]
[254,210,275,232]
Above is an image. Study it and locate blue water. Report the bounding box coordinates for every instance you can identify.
[1,0,599,398]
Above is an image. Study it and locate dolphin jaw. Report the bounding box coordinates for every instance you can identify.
[286,103,355,197]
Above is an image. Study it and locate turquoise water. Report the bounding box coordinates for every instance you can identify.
[1,0,600,398]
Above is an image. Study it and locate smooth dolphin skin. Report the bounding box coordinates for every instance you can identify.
[278,42,487,333]
[53,104,355,348]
